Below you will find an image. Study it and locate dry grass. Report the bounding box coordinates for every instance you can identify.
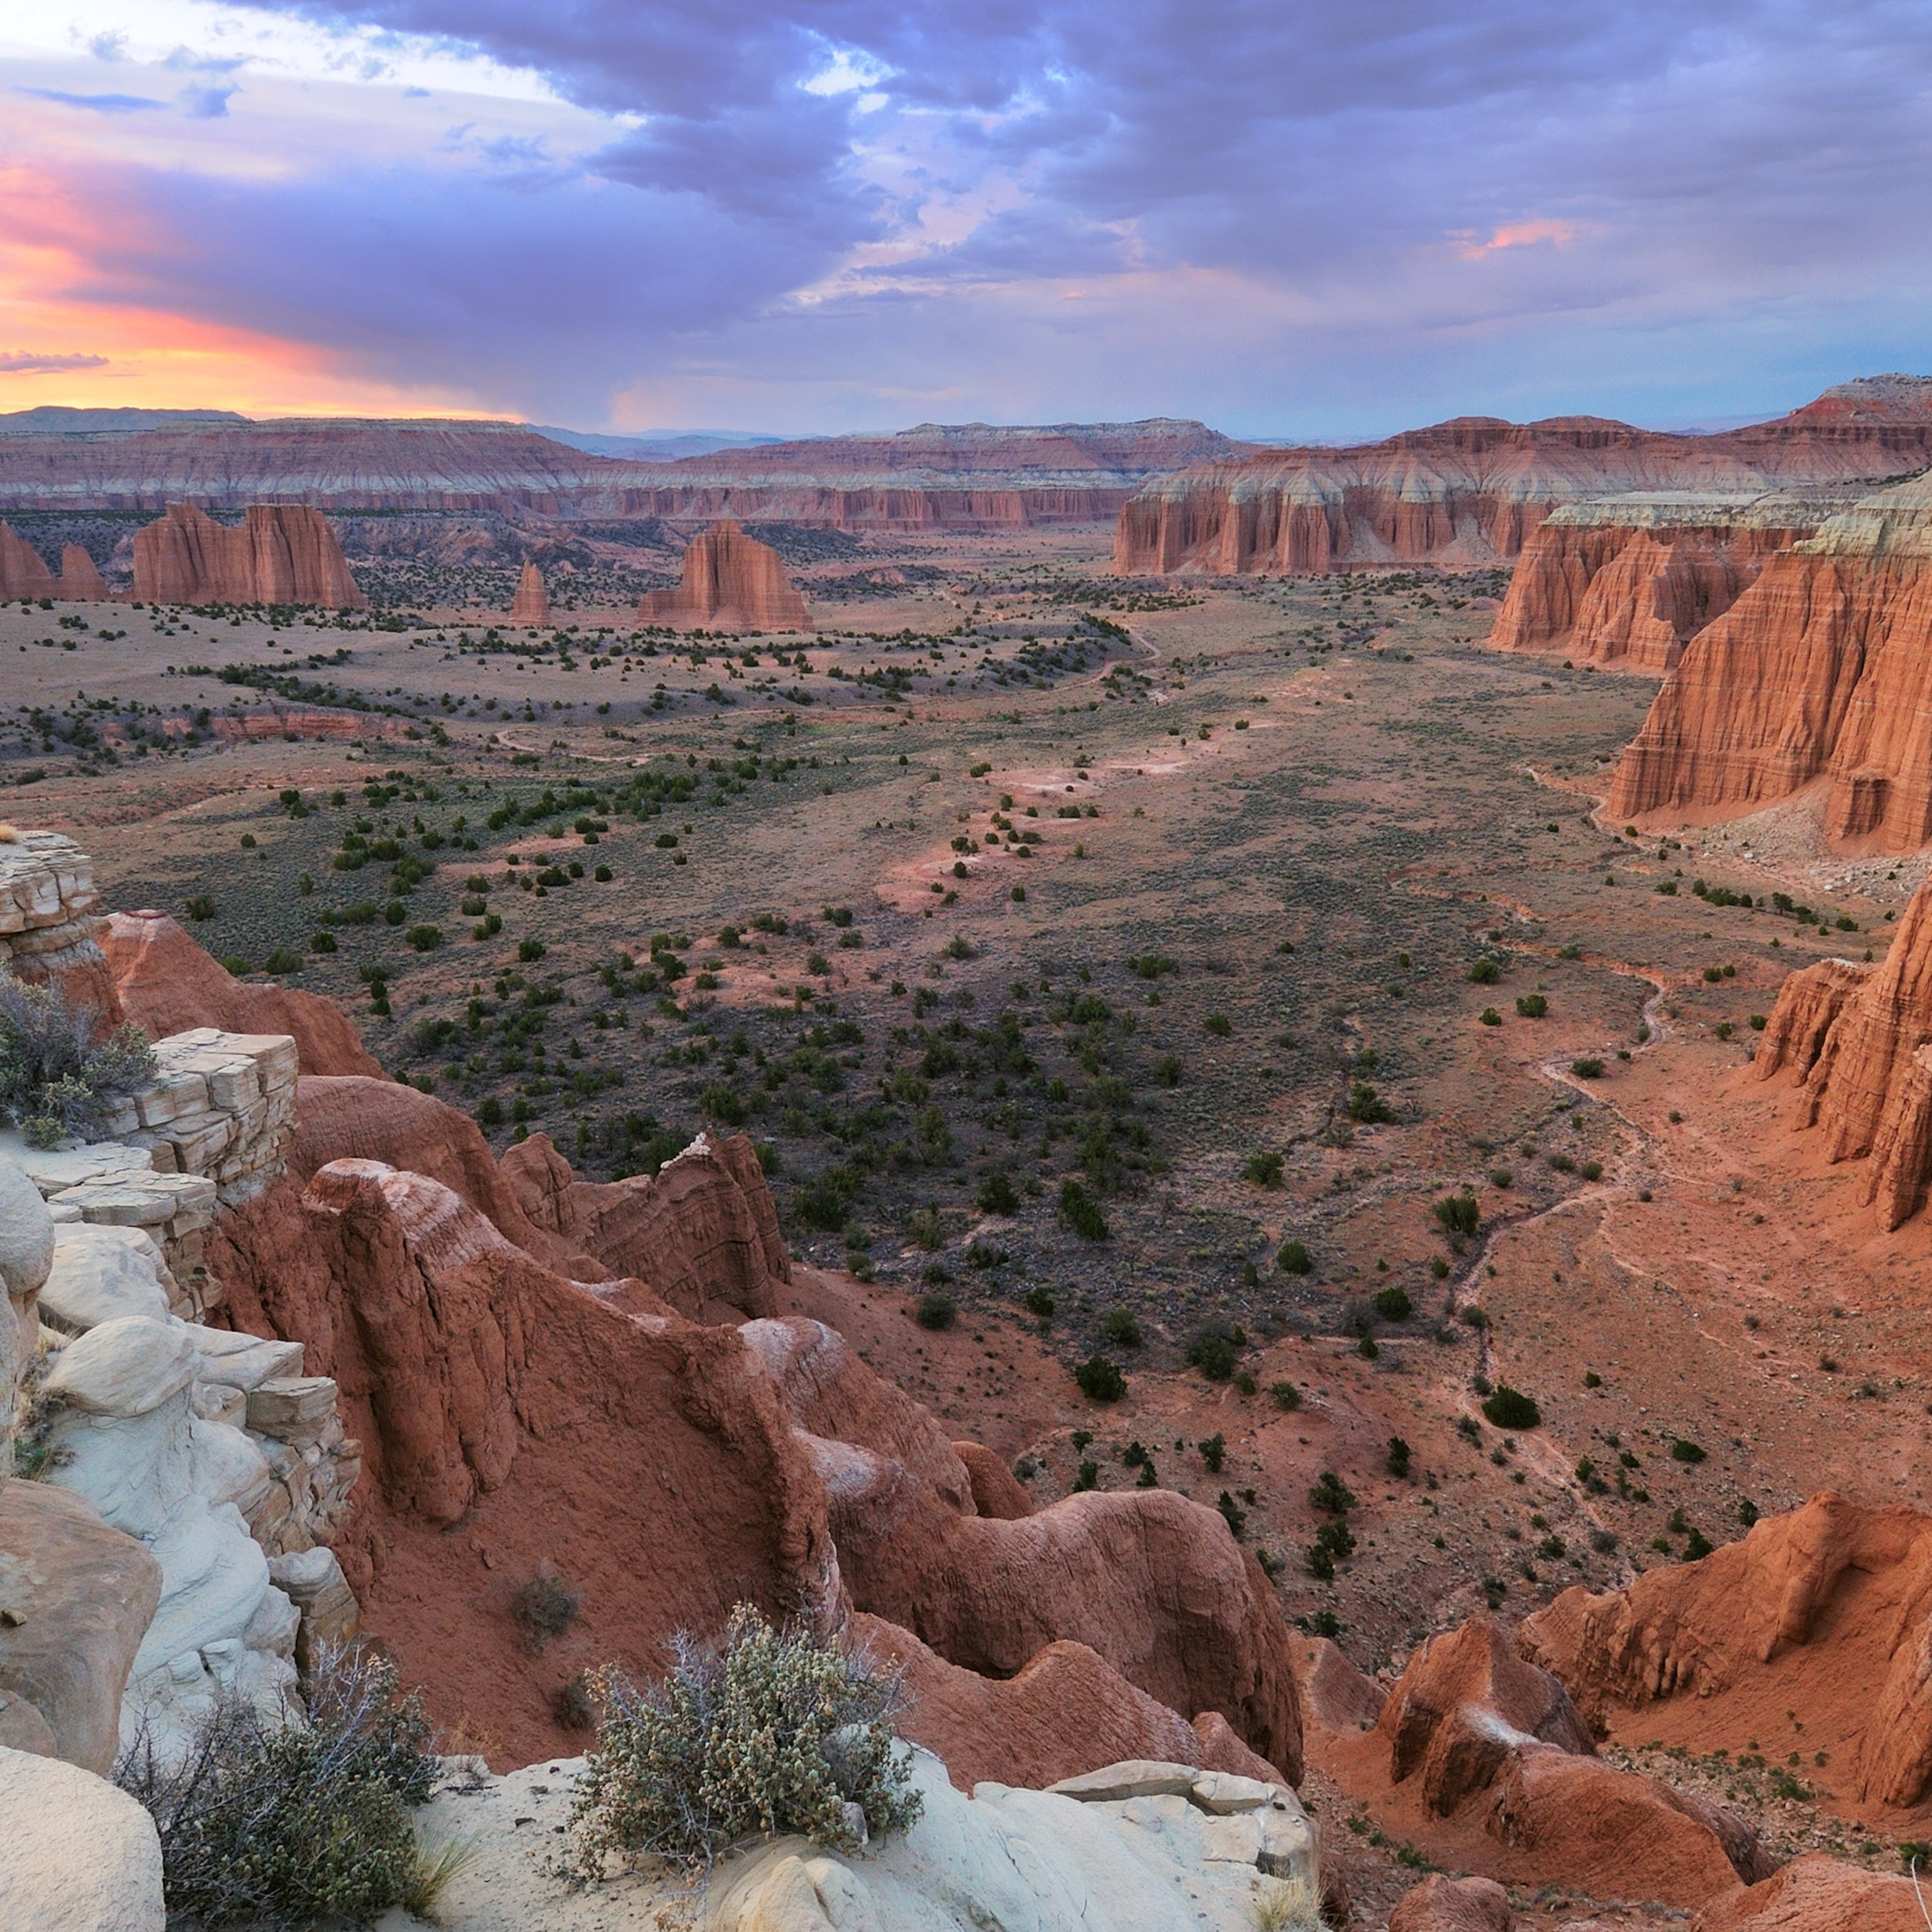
[1252,1870,1323,1932]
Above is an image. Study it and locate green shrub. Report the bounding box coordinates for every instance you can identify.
[406,924,442,952]
[1670,1438,1707,1463]
[1204,1013,1232,1038]
[565,1604,921,1877]
[1580,1160,1604,1182]
[512,1568,582,1650]
[264,947,303,975]
[1277,1239,1314,1275]
[1435,1192,1479,1238]
[1309,1470,1355,1514]
[1479,1007,1501,1026]
[1372,1285,1411,1321]
[1059,1180,1109,1240]
[915,1289,957,1330]
[1482,1386,1541,1430]
[309,931,338,954]
[0,980,155,1147]
[1102,1307,1142,1348]
[907,1204,944,1250]
[1385,1436,1413,1477]
[1243,1150,1285,1187]
[1570,1057,1606,1079]
[1269,1380,1301,1411]
[1468,958,1500,984]
[1187,1323,1240,1382]
[1514,994,1547,1019]
[1346,1082,1394,1123]
[519,938,547,962]
[117,1645,437,1929]
[1074,1355,1126,1401]
[183,893,218,922]
[1022,1285,1055,1320]
[1215,1492,1247,1540]
[475,1096,502,1127]
[976,1171,1019,1214]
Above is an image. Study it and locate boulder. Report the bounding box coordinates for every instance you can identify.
[103,911,382,1079]
[1690,1852,1930,1931]
[0,1743,164,1931]
[1389,1874,1516,1932]
[1377,1616,1592,1816]
[40,1223,175,1332]
[636,519,812,633]
[0,1481,161,1773]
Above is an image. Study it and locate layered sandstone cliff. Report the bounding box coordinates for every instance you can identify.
[1754,872,1932,1227]
[1487,495,1835,670]
[636,518,812,633]
[133,503,366,608]
[508,559,549,625]
[1606,472,1932,847]
[0,413,1241,531]
[1114,375,1932,577]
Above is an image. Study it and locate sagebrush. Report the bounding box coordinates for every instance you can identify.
[564,1602,922,1879]
[116,1644,439,1929]
[0,977,153,1148]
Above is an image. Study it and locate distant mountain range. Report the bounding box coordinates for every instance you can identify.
[529,426,797,461]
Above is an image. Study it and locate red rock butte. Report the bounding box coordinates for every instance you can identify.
[636,519,812,633]
[509,560,550,626]
[0,521,112,601]
[133,502,366,609]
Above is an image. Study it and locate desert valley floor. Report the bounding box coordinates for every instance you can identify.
[11,522,1932,1924]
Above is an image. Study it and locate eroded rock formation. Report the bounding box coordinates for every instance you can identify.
[635,519,812,633]
[509,559,549,625]
[0,524,108,599]
[1521,1492,1932,1805]
[1607,472,1932,847]
[1753,876,1932,1226]
[132,502,365,608]
[1488,496,1829,670]
[1115,375,1932,577]
[103,911,382,1079]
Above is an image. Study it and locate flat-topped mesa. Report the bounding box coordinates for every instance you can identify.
[133,502,366,609]
[636,518,812,633]
[1487,492,1841,672]
[1607,472,1932,850]
[508,558,549,626]
[1113,376,1932,578]
[1755,872,1932,1228]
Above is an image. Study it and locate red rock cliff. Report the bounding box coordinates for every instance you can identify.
[1607,474,1932,848]
[0,521,57,599]
[1753,871,1932,1227]
[133,502,366,608]
[509,560,549,625]
[636,519,811,633]
[1116,377,1932,578]
[1489,499,1824,671]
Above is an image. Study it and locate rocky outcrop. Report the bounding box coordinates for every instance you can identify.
[1692,1852,1931,1931]
[501,1129,789,1313]
[0,519,58,598]
[103,910,382,1077]
[1521,1492,1932,1807]
[58,543,110,599]
[636,519,813,633]
[1488,496,1828,670]
[509,559,549,625]
[132,502,365,608]
[0,1743,165,1932]
[391,1744,1323,1932]
[1754,878,1932,1227]
[1116,377,1932,577]
[1376,1616,1592,1816]
[0,830,121,1021]
[954,1439,1035,1519]
[1606,472,1932,848]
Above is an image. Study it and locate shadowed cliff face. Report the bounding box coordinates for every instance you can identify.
[132,503,367,609]
[1607,475,1932,852]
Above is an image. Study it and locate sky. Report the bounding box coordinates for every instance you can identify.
[1,1,1929,439]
